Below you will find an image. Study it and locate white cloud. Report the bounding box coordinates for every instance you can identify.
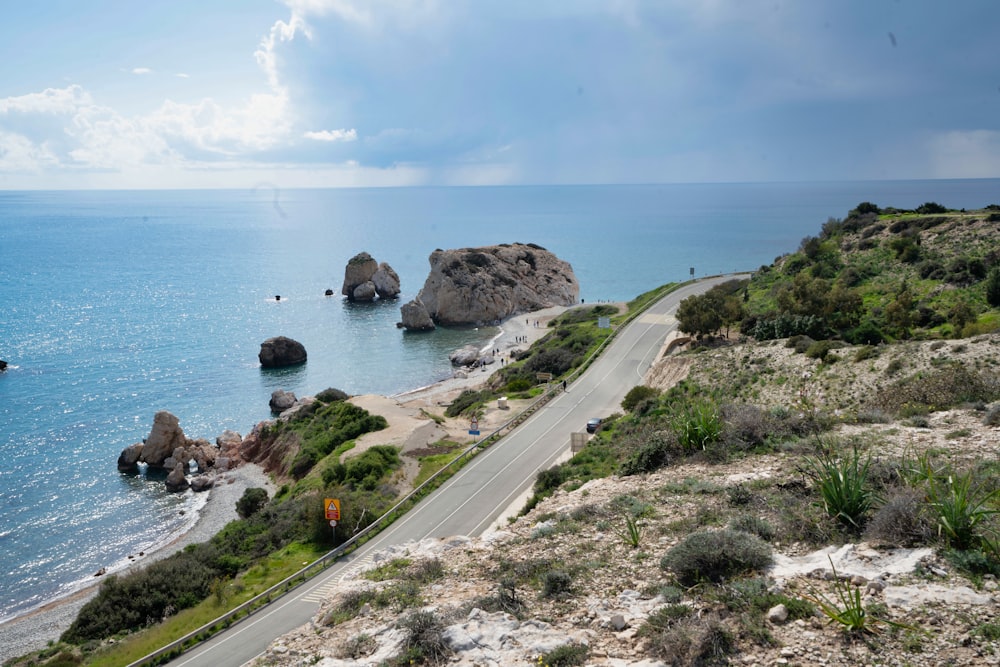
[132,67,153,75]
[303,128,356,142]
[254,14,309,90]
[0,131,61,171]
[175,73,190,79]
[0,85,92,114]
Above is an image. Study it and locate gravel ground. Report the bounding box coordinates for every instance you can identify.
[0,464,274,663]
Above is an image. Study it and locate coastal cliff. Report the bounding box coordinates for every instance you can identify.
[400,243,578,329]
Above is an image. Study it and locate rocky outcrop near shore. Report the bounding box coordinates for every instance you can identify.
[342,252,401,302]
[0,359,7,371]
[400,243,578,329]
[259,336,307,367]
[117,410,239,492]
[399,297,435,331]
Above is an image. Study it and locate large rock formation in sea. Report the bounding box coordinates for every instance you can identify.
[259,336,307,367]
[341,252,401,302]
[400,243,578,329]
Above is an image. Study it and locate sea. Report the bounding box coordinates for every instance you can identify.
[2,180,998,622]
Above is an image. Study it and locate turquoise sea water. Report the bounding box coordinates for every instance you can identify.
[1,181,998,621]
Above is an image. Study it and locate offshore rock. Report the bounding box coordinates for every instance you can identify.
[140,410,188,468]
[341,252,378,301]
[117,443,144,473]
[0,359,7,371]
[343,252,401,301]
[400,298,435,331]
[259,336,307,368]
[412,243,578,327]
[372,262,401,299]
[352,281,377,302]
[165,462,189,492]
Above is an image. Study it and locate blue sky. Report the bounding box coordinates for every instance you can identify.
[0,0,997,189]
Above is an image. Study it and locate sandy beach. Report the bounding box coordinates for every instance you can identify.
[0,304,572,663]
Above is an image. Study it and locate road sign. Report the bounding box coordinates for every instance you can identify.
[597,316,611,329]
[329,520,337,527]
[324,498,341,521]
[536,372,553,382]
[469,417,480,436]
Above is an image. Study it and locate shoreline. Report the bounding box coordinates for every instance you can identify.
[0,464,275,663]
[0,304,574,662]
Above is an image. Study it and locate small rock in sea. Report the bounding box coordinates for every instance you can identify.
[179,510,186,515]
[325,288,334,296]
[275,295,281,301]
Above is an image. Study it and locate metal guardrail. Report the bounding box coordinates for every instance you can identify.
[129,283,688,666]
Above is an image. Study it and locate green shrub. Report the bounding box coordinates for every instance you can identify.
[805,446,872,530]
[526,348,577,376]
[622,385,660,412]
[805,340,840,363]
[538,643,589,667]
[236,487,269,519]
[660,529,773,586]
[926,469,999,551]
[728,514,775,542]
[541,570,573,599]
[315,387,350,403]
[672,401,723,453]
[445,389,492,418]
[619,425,678,475]
[62,551,218,643]
[504,377,533,393]
[864,487,934,547]
[395,610,450,664]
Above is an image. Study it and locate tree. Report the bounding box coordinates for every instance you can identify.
[986,266,1000,308]
[677,291,724,338]
[948,300,976,334]
[852,202,881,216]
[916,201,948,214]
[884,283,915,339]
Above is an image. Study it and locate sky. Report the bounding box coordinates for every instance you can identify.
[0,0,998,190]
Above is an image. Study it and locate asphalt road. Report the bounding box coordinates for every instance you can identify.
[167,275,740,667]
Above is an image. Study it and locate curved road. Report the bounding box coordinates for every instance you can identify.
[169,275,740,667]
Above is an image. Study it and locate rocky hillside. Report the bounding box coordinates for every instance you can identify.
[255,204,1000,667]
[255,330,1000,667]
[400,243,579,329]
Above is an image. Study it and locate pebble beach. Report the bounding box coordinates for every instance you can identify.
[0,464,274,663]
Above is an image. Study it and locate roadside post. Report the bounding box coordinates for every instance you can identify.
[324,498,341,543]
